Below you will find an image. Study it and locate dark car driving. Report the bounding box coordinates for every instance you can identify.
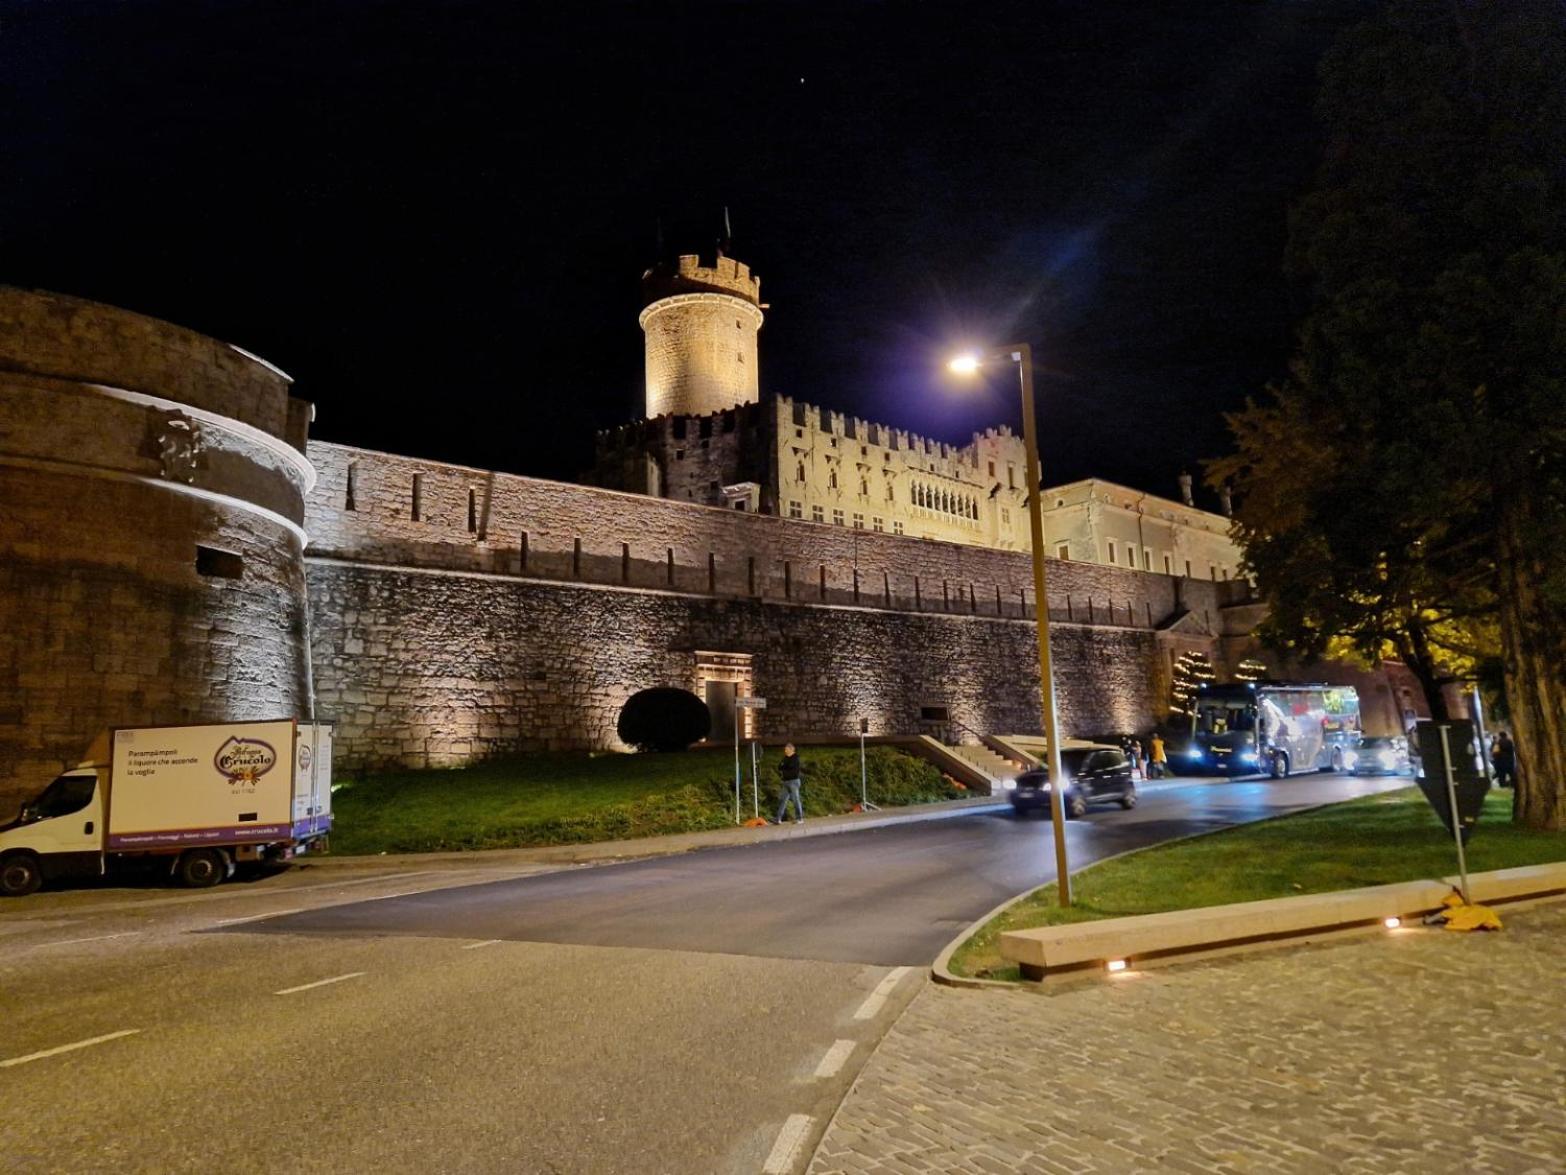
[1007,743,1137,818]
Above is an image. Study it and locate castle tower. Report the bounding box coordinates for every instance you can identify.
[639,251,764,419]
[0,288,316,814]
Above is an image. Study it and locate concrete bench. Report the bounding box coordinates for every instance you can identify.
[999,880,1451,979]
[999,862,1566,979]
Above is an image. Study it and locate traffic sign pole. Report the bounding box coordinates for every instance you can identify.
[1439,724,1472,905]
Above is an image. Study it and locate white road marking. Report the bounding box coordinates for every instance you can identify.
[361,890,423,902]
[812,1039,856,1079]
[462,939,503,950]
[214,909,303,926]
[762,1113,815,1174]
[1,1029,141,1069]
[274,971,366,996]
[853,966,911,1020]
[34,932,135,948]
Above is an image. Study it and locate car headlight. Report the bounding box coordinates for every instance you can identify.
[1001,778,1017,790]
[1238,750,1257,763]
[1377,750,1397,768]
[1184,748,1204,760]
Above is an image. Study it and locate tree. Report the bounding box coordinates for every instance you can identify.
[1211,1,1566,828]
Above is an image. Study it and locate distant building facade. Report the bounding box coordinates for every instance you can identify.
[592,249,1244,580]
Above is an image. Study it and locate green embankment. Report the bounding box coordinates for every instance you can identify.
[328,744,962,855]
[952,787,1566,980]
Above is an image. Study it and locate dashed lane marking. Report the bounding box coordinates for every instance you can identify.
[762,1113,815,1174]
[274,972,366,996]
[462,939,504,950]
[812,1039,856,1079]
[1,1029,141,1069]
[852,966,911,1021]
[214,909,304,926]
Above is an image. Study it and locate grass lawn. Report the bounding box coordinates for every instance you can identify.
[328,744,963,855]
[951,787,1566,981]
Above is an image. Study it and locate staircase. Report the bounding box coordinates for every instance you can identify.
[939,742,1028,792]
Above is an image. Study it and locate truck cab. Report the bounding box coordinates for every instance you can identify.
[0,766,106,894]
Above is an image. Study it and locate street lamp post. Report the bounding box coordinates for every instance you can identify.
[951,344,1072,907]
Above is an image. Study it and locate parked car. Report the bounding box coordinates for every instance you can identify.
[1006,743,1137,818]
[1349,735,1413,777]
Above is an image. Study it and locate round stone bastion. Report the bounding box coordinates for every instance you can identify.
[0,287,316,814]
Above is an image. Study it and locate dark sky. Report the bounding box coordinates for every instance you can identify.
[3,0,1367,505]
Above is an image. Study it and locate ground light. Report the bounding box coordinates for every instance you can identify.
[1105,959,1128,973]
[1384,917,1401,929]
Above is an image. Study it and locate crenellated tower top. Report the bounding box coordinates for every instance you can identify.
[639,249,765,419]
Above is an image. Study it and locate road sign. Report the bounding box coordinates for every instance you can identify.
[1414,720,1489,843]
[736,696,767,709]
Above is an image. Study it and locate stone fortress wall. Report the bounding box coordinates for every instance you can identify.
[306,439,1254,769]
[0,288,316,813]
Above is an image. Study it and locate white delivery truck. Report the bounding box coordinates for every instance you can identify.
[0,719,332,897]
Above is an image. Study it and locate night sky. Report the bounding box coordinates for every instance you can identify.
[3,1,1367,505]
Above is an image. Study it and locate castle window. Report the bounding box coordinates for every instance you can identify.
[883,453,890,462]
[812,505,824,523]
[411,474,423,521]
[795,462,805,483]
[734,500,746,511]
[467,488,478,534]
[1008,464,1016,489]
[1211,565,1219,580]
[1107,540,1117,564]
[195,546,243,580]
[893,521,904,535]
[699,417,713,439]
[872,517,884,532]
[852,513,864,529]
[673,417,688,440]
[1126,548,1135,568]
[988,461,995,477]
[676,449,686,461]
[789,500,803,519]
[345,463,357,511]
[886,484,894,502]
[795,428,804,439]
[828,470,838,490]
[832,509,845,526]
[736,351,744,364]
[1186,559,1193,577]
[1164,554,1172,575]
[1144,547,1153,570]
[736,319,743,330]
[859,479,868,497]
[1056,543,1070,560]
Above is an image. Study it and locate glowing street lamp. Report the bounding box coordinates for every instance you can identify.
[948,343,1072,907]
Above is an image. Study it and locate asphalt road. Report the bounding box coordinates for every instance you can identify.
[0,773,1405,1174]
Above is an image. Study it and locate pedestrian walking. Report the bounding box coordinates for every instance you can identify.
[775,742,805,824]
[1129,738,1144,780]
[1492,731,1516,789]
[1149,732,1167,779]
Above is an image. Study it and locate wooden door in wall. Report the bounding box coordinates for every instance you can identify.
[705,680,737,744]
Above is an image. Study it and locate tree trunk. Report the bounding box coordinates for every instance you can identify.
[1396,625,1452,724]
[1496,494,1566,830]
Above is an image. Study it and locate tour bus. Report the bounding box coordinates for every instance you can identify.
[1182,682,1361,778]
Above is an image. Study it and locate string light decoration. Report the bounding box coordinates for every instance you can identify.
[1236,658,1267,683]
[1170,649,1217,718]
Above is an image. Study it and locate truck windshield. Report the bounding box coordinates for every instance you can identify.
[29,775,96,819]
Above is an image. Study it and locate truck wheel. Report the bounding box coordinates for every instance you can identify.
[1270,753,1290,779]
[175,848,228,889]
[1,852,43,897]
[1329,748,1344,773]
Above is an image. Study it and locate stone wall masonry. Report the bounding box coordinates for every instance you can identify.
[307,561,1164,770]
[306,441,1250,636]
[0,287,300,443]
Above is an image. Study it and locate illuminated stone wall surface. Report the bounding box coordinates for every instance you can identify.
[0,288,315,815]
[306,440,1252,768]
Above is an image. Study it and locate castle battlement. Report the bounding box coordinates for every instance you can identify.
[641,251,762,308]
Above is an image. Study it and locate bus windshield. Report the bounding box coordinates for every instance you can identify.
[1194,702,1256,735]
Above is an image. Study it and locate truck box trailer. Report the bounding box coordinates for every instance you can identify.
[0,719,332,897]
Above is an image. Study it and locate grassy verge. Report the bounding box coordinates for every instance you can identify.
[951,787,1566,981]
[328,744,963,855]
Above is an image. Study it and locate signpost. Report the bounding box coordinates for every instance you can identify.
[858,717,879,811]
[735,696,767,824]
[1413,719,1489,904]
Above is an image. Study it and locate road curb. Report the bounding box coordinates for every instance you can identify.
[929,793,1381,990]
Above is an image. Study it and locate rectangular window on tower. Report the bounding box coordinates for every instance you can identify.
[852,513,864,529]
[833,509,845,526]
[812,505,824,523]
[789,500,803,519]
[872,517,884,532]
[1056,543,1070,560]
[893,521,904,534]
[1107,540,1117,564]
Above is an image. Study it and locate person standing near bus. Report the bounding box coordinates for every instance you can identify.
[1149,732,1168,779]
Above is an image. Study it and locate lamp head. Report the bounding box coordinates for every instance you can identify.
[947,352,982,377]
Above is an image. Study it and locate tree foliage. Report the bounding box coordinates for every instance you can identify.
[1210,1,1566,828]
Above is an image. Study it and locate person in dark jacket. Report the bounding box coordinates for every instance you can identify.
[775,743,805,824]
[1492,731,1516,789]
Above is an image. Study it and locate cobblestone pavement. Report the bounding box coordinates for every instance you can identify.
[810,901,1566,1174]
